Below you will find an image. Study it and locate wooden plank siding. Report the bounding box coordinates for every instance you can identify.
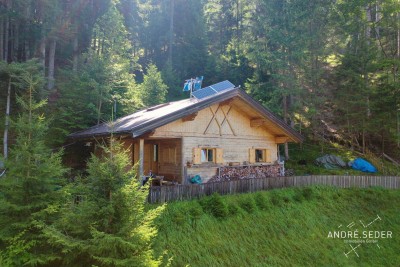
[148,175,400,203]
[148,103,279,183]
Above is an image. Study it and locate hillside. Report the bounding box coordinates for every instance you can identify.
[285,143,400,176]
[153,187,400,266]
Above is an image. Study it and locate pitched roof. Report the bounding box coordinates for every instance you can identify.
[69,83,303,142]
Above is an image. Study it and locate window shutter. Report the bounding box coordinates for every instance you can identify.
[265,149,272,163]
[215,148,224,163]
[249,148,256,164]
[192,148,202,164]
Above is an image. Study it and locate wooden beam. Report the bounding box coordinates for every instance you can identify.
[220,99,234,106]
[139,138,144,177]
[250,118,266,127]
[275,136,291,144]
[140,130,155,139]
[182,112,198,122]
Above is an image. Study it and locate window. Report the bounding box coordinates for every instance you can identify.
[255,149,265,162]
[249,148,271,163]
[193,148,223,164]
[153,144,159,162]
[201,148,215,162]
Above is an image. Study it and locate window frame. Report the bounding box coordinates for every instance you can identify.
[201,148,215,163]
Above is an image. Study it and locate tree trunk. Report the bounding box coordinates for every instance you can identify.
[365,5,371,42]
[72,34,78,72]
[24,26,30,60]
[47,39,56,90]
[10,22,14,62]
[4,16,9,62]
[39,37,46,72]
[0,18,4,61]
[283,94,290,160]
[375,2,381,39]
[13,22,19,61]
[3,78,11,159]
[168,0,174,64]
[97,89,103,125]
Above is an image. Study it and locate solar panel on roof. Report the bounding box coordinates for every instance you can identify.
[210,80,235,92]
[192,80,235,99]
[192,86,217,99]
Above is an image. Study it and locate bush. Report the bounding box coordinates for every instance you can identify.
[239,195,257,213]
[188,203,203,228]
[200,193,229,219]
[228,203,241,216]
[270,192,283,206]
[254,192,269,210]
[302,187,314,200]
[293,189,305,202]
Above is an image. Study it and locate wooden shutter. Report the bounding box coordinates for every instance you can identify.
[192,148,202,164]
[215,148,224,164]
[265,149,272,163]
[249,148,255,164]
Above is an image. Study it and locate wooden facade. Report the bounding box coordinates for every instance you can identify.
[122,99,288,183]
[68,84,303,183]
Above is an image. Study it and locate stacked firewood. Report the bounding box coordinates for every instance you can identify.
[209,165,282,182]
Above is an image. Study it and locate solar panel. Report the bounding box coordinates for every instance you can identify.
[192,80,235,99]
[210,80,235,92]
[192,86,217,99]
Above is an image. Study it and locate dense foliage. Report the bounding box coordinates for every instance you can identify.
[0,0,399,158]
[43,138,164,266]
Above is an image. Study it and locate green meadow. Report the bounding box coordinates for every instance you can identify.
[153,186,400,267]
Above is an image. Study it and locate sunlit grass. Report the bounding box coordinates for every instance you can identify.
[153,187,400,266]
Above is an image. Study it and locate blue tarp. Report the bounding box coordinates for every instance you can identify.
[190,175,202,184]
[350,158,377,173]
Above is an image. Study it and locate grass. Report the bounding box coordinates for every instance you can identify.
[152,187,400,267]
[285,143,400,176]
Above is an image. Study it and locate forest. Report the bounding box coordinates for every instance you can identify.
[0,0,399,159]
[0,0,399,266]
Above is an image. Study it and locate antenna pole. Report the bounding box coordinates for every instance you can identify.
[190,78,194,98]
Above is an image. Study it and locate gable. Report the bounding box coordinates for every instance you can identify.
[152,99,281,141]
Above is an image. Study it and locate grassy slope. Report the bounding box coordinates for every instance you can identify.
[285,143,400,176]
[153,187,400,267]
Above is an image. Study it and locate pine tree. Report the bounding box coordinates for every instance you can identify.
[0,72,66,266]
[44,136,165,267]
[140,64,168,107]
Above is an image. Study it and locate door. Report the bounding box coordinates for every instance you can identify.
[143,143,159,175]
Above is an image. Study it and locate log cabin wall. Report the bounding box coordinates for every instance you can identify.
[151,102,279,183]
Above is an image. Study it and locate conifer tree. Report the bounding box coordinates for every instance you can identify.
[44,136,165,267]
[0,72,66,266]
[140,64,168,107]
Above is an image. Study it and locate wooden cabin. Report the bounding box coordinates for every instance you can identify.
[68,81,303,184]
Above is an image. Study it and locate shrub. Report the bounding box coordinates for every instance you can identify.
[293,188,305,202]
[228,203,241,216]
[200,193,229,219]
[302,187,314,200]
[254,192,269,210]
[270,192,284,206]
[239,195,257,213]
[188,203,203,228]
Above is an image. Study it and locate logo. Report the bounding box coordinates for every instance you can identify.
[327,215,393,258]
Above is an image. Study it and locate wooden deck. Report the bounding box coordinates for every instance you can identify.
[148,175,400,203]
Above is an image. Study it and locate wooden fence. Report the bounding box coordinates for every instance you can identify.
[148,175,400,203]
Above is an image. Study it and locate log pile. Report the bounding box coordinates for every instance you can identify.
[209,164,283,182]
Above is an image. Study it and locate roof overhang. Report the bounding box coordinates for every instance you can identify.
[69,88,303,143]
